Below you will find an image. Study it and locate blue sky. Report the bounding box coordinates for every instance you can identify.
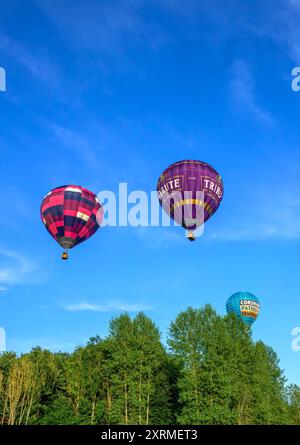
[0,0,300,385]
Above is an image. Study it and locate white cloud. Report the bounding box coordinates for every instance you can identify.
[49,124,98,168]
[0,32,60,85]
[33,0,300,67]
[62,301,151,312]
[37,0,167,54]
[230,59,274,124]
[209,188,300,242]
[0,250,39,288]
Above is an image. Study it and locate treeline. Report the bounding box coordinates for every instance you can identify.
[0,306,299,425]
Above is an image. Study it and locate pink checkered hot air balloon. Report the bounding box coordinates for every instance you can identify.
[157,160,223,240]
[40,185,103,260]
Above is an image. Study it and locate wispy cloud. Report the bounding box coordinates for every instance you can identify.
[49,124,98,168]
[61,301,151,312]
[270,0,300,63]
[0,32,60,85]
[34,0,300,66]
[161,0,300,62]
[0,250,40,289]
[37,0,167,54]
[230,59,274,124]
[209,188,300,241]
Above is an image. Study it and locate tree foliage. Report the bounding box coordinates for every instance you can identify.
[0,308,297,425]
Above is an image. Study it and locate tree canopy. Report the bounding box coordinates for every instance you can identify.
[0,305,298,425]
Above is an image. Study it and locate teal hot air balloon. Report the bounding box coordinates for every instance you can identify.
[226,292,261,327]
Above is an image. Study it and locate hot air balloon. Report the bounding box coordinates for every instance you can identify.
[226,292,261,328]
[40,185,103,260]
[157,160,223,240]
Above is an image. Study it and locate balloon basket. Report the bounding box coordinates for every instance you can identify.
[61,251,69,260]
[186,231,196,241]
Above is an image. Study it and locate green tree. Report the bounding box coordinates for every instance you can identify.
[0,307,296,425]
[107,312,173,424]
[168,305,289,425]
[287,384,300,424]
[169,306,241,424]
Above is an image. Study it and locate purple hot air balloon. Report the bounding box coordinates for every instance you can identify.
[157,160,223,240]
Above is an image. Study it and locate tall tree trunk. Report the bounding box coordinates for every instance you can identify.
[124,372,128,424]
[139,361,143,424]
[238,395,246,425]
[146,378,150,425]
[1,397,8,425]
[106,385,112,422]
[91,398,96,425]
[192,365,199,420]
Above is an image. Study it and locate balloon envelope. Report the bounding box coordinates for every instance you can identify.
[40,185,103,253]
[157,160,223,239]
[226,292,261,327]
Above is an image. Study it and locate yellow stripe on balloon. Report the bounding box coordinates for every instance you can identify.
[172,199,213,214]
